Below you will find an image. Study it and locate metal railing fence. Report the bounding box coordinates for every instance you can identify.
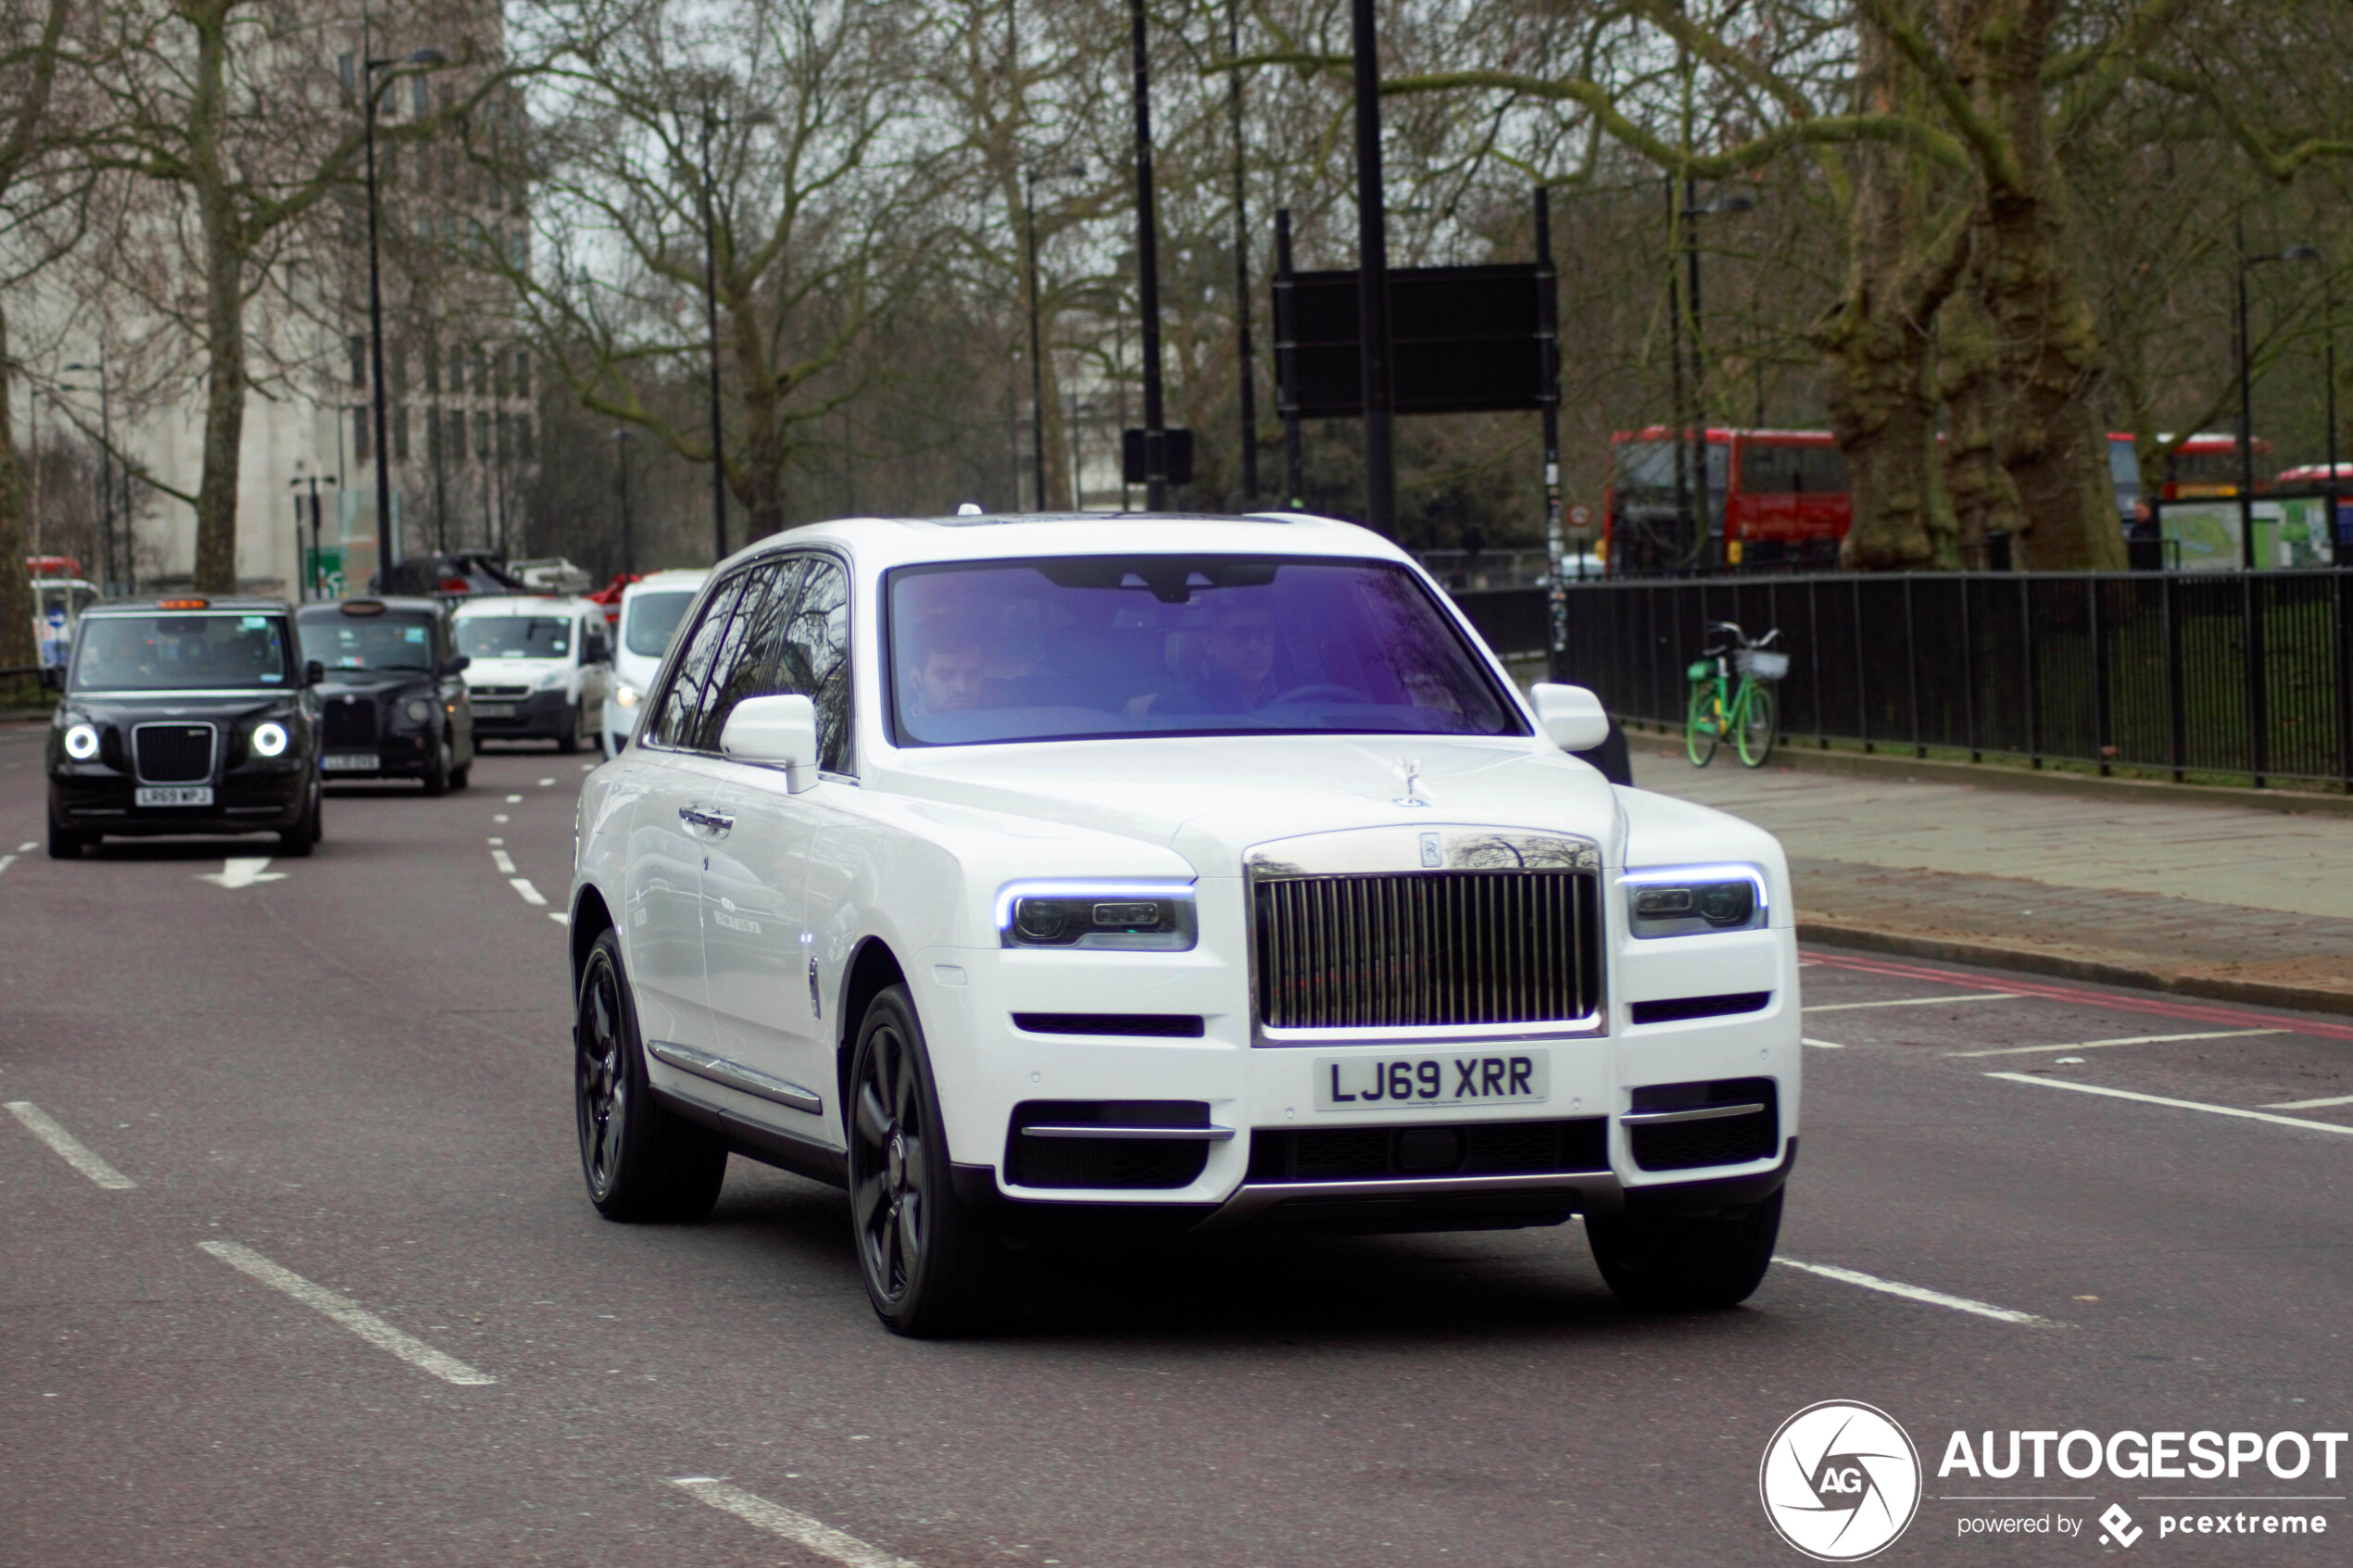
[1540,571,2353,791]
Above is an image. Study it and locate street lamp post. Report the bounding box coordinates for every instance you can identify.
[1128,0,1169,511]
[2233,226,2319,569]
[61,359,118,592]
[1675,185,1755,567]
[360,21,447,588]
[1347,0,1394,537]
[1226,0,1259,508]
[291,470,338,599]
[1022,165,1084,512]
[610,429,635,576]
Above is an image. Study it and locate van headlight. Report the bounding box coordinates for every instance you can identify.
[1623,865,1768,938]
[251,721,290,758]
[997,881,1198,950]
[612,682,644,709]
[63,721,100,760]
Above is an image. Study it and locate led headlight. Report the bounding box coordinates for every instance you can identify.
[613,682,645,709]
[1623,865,1768,938]
[251,721,290,758]
[997,881,1198,950]
[404,696,435,724]
[63,721,100,760]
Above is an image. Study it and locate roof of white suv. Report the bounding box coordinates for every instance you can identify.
[737,511,1403,575]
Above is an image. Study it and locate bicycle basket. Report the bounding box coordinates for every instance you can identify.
[1734,648,1790,681]
[1686,659,1715,681]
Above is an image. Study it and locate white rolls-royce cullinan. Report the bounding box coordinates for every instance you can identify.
[566,513,1799,1335]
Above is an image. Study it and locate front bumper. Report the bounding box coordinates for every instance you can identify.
[901,925,1802,1236]
[50,768,309,836]
[472,688,570,740]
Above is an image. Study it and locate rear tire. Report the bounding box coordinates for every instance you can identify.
[1736,684,1778,768]
[1683,682,1719,767]
[1588,1186,1784,1311]
[573,929,726,1222]
[46,816,88,859]
[847,985,1002,1336]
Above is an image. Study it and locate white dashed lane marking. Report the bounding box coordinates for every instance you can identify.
[537,777,555,786]
[510,878,547,906]
[505,795,523,803]
[14,840,32,852]
[1776,1259,2058,1327]
[549,911,569,924]
[198,1241,496,1386]
[1802,1037,1845,1049]
[1986,1073,2353,1137]
[491,849,517,874]
[1948,1028,2281,1060]
[196,857,285,889]
[6,1102,137,1189]
[0,854,14,878]
[493,814,510,823]
[671,1478,916,1567]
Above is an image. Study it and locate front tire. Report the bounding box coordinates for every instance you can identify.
[573,929,727,1222]
[277,783,320,857]
[46,815,89,859]
[847,985,1001,1336]
[1684,682,1719,767]
[421,734,452,797]
[1587,1186,1783,1311]
[1736,684,1778,768]
[557,701,584,755]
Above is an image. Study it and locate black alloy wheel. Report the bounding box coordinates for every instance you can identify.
[847,985,1000,1336]
[1587,1186,1784,1311]
[573,929,726,1222]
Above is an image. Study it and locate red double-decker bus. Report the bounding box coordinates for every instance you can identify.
[1601,428,1850,574]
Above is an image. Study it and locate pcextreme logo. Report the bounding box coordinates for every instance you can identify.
[1760,1400,1925,1562]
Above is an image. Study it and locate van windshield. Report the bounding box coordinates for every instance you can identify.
[887,557,1524,746]
[623,590,698,658]
[459,617,571,659]
[72,612,296,691]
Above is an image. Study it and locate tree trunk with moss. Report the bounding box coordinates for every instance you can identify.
[186,0,246,595]
[1938,284,2023,567]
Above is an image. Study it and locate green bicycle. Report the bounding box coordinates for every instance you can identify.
[1685,621,1786,768]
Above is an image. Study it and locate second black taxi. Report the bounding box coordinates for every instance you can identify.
[295,597,476,793]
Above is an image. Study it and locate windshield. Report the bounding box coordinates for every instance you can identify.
[299,610,436,671]
[623,590,697,658]
[887,557,1523,746]
[1613,439,1728,495]
[459,616,571,660]
[71,612,295,692]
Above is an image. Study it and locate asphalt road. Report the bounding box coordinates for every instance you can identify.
[3,721,2348,1566]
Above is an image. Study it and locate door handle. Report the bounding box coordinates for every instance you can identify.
[677,805,734,835]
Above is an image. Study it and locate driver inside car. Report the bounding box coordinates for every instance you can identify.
[902,615,989,717]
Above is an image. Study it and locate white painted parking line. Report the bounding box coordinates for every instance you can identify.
[671,1477,915,1568]
[1948,1028,2282,1060]
[1776,1258,2057,1326]
[198,1241,496,1386]
[6,1102,136,1189]
[490,849,517,874]
[2263,1093,2353,1110]
[1803,1037,1845,1049]
[1986,1073,2353,1137]
[510,877,547,906]
[197,857,285,889]
[1803,992,2020,1013]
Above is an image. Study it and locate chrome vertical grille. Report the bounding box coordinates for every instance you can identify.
[1253,870,1600,1031]
[132,722,216,784]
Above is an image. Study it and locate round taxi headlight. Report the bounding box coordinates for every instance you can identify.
[64,722,100,760]
[404,697,434,724]
[251,721,290,758]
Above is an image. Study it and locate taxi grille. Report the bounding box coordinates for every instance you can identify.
[1253,871,1600,1031]
[322,697,377,747]
[132,723,215,783]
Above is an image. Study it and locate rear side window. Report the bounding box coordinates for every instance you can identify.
[648,578,747,750]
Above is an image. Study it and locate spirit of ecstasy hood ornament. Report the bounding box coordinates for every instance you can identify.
[1393,758,1429,808]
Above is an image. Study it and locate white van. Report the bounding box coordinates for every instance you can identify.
[452,596,611,752]
[601,570,708,755]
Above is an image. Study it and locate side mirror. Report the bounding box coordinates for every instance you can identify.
[304,659,326,687]
[438,655,471,676]
[1529,682,1611,753]
[720,693,820,793]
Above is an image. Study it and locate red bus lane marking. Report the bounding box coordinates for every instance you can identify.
[1799,948,2353,1043]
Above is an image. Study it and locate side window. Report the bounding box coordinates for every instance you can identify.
[693,559,797,753]
[648,576,748,751]
[765,558,851,772]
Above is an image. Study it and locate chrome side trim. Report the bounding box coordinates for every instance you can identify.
[1194,1170,1621,1231]
[1020,1124,1236,1142]
[1620,1102,1766,1126]
[645,1039,823,1115]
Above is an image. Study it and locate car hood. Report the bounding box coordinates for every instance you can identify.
[64,688,299,722]
[876,734,1625,873]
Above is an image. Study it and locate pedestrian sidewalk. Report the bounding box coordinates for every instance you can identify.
[1629,743,2353,1016]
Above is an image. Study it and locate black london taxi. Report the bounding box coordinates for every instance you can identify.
[295,597,476,793]
[46,597,324,859]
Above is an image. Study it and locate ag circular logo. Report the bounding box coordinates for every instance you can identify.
[1758,1400,1922,1562]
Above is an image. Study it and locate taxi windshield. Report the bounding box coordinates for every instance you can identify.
[71,612,296,691]
[459,616,570,659]
[887,556,1524,746]
[298,609,436,671]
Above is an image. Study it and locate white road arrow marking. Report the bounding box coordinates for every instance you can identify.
[197,857,285,889]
